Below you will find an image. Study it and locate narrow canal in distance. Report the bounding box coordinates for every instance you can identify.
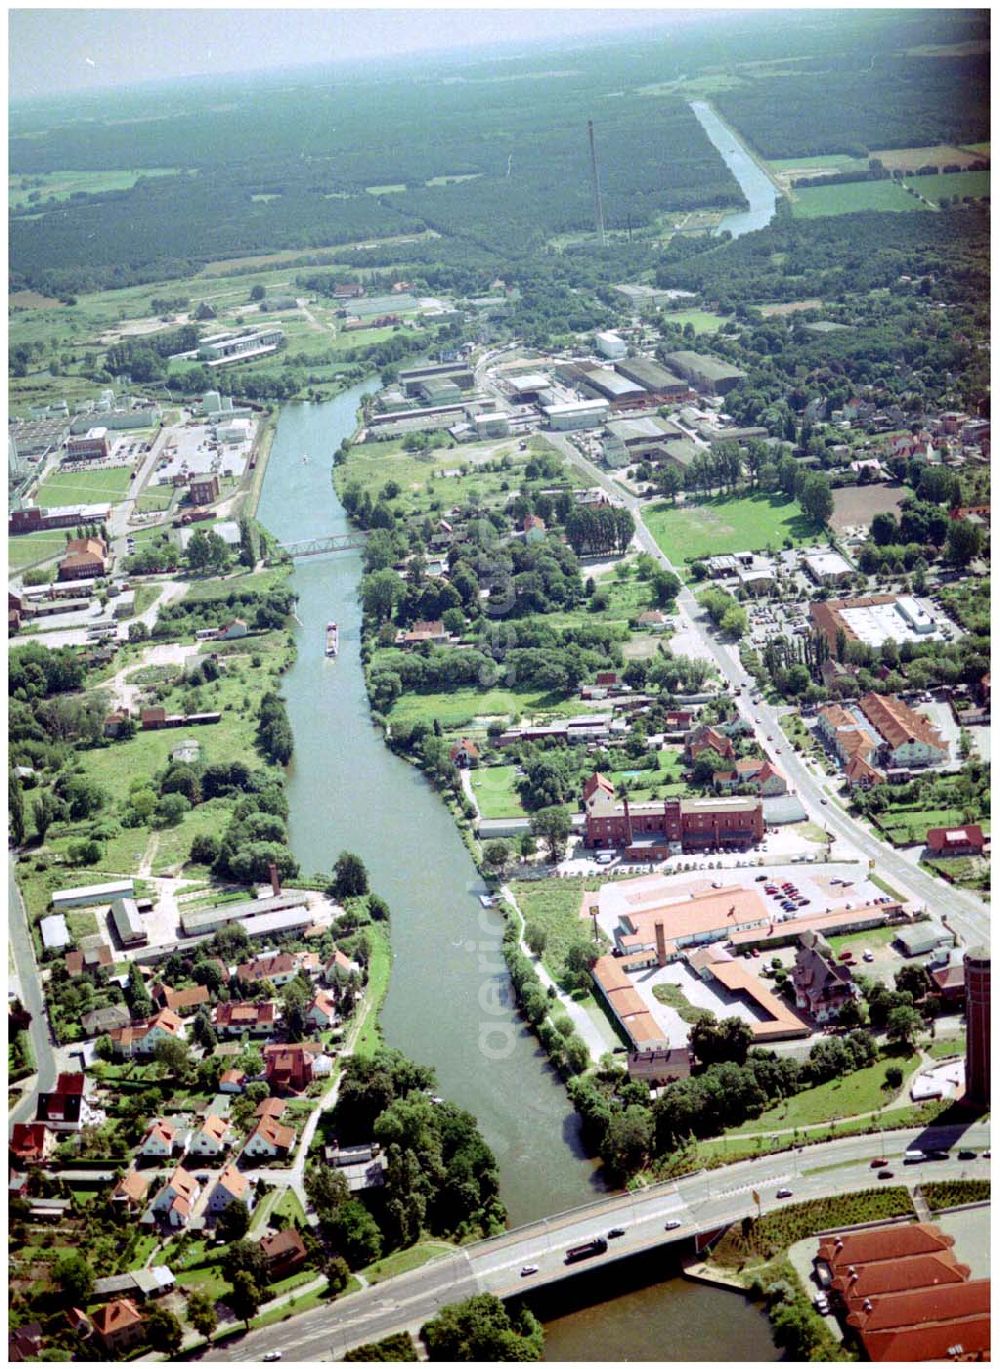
[690,100,780,238]
[257,389,778,1360]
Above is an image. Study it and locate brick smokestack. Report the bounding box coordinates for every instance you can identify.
[655,921,668,968]
[268,861,281,897]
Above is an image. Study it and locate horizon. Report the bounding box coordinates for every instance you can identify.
[9,6,716,104]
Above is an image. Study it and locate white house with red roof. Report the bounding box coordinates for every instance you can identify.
[150,1167,200,1228]
[306,988,340,1031]
[187,1115,231,1159]
[139,1119,184,1161]
[242,1114,296,1160]
[206,1162,253,1215]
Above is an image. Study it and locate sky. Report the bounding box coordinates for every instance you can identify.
[8,5,710,102]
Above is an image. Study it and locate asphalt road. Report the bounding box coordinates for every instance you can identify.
[8,857,59,1129]
[545,437,989,951]
[202,1121,990,1362]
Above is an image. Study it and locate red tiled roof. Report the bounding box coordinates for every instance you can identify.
[250,1115,295,1152]
[261,1227,307,1263]
[819,1223,955,1274]
[860,692,946,754]
[91,1299,143,1336]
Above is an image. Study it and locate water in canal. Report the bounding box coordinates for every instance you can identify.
[690,100,779,238]
[256,387,601,1228]
[257,390,777,1359]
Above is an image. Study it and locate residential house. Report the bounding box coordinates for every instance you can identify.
[151,1168,201,1229]
[307,989,339,1032]
[254,1097,287,1121]
[68,945,115,981]
[103,710,131,738]
[10,1123,54,1165]
[9,1323,44,1362]
[684,725,735,765]
[151,982,211,1015]
[324,948,361,985]
[109,1009,185,1058]
[792,931,859,1023]
[235,953,301,989]
[243,1114,296,1160]
[35,1072,98,1132]
[715,757,788,797]
[206,1162,252,1216]
[110,1170,150,1214]
[448,738,480,768]
[139,1119,183,1161]
[264,1043,321,1095]
[859,693,948,768]
[522,513,546,541]
[187,1115,231,1160]
[843,754,886,790]
[394,620,449,649]
[260,1228,308,1278]
[926,825,986,858]
[214,1000,276,1037]
[219,1069,247,1093]
[635,609,669,631]
[91,1300,145,1354]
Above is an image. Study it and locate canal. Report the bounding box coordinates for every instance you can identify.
[690,100,779,238]
[257,389,777,1359]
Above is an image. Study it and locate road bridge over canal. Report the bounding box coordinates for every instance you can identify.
[206,1120,990,1362]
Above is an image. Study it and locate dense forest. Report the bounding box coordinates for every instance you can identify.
[9,9,989,291]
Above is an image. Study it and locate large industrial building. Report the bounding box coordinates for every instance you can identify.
[66,427,111,461]
[810,594,946,650]
[613,356,690,400]
[541,398,609,430]
[661,350,746,396]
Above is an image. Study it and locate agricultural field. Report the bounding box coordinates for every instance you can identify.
[644,492,813,564]
[873,143,986,171]
[791,180,929,219]
[904,169,990,201]
[8,166,180,208]
[33,463,133,507]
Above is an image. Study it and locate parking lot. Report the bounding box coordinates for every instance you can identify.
[152,419,254,488]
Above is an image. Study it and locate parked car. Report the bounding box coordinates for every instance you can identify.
[776,1188,793,1199]
[863,950,875,963]
[664,1220,682,1231]
[521,1266,539,1277]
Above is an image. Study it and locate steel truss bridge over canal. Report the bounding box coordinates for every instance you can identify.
[278,531,368,559]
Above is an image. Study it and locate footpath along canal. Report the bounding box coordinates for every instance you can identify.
[257,389,778,1359]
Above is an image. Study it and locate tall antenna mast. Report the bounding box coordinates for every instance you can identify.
[587,120,607,247]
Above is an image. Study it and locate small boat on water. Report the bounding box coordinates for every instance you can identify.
[301,453,310,464]
[325,621,339,656]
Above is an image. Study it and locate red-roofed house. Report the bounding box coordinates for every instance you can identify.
[324,947,361,984]
[10,1123,54,1165]
[139,1119,183,1161]
[214,1000,276,1036]
[219,1068,247,1093]
[35,1072,97,1131]
[264,1044,316,1095]
[449,738,480,768]
[206,1162,251,1215]
[243,1114,296,1160]
[109,1009,185,1058]
[260,1227,308,1278]
[151,982,211,1015]
[150,1168,201,1228]
[685,725,735,764]
[188,1115,232,1159]
[926,825,986,858]
[91,1299,145,1354]
[307,989,339,1031]
[110,1170,150,1213]
[715,757,787,796]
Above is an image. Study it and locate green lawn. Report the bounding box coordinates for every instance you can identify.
[904,170,990,202]
[644,493,814,564]
[724,1053,922,1137]
[824,924,901,954]
[35,465,133,507]
[791,180,929,218]
[659,308,728,334]
[652,981,706,1024]
[8,529,70,570]
[362,1240,454,1284]
[769,154,869,173]
[926,1035,965,1060]
[388,686,583,729]
[513,878,608,985]
[354,921,392,1058]
[876,807,970,845]
[470,765,526,820]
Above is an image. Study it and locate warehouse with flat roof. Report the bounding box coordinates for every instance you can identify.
[180,891,311,937]
[541,399,609,430]
[661,350,746,396]
[614,356,689,397]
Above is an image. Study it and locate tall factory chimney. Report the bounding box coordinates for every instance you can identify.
[587,120,607,247]
[655,922,668,968]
